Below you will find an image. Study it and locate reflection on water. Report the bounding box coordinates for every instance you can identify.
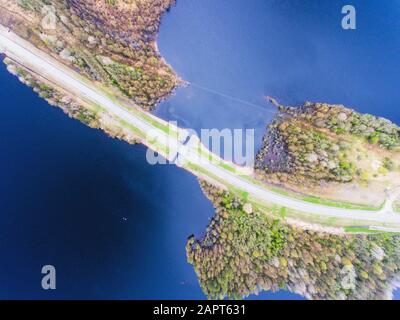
[187,182,400,300]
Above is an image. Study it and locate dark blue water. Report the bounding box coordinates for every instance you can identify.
[0,0,399,299]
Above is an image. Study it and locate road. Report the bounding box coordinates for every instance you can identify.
[1,25,400,229]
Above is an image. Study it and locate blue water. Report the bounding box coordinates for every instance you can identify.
[0,0,399,299]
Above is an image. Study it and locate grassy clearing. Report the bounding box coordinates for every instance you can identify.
[344,227,383,234]
[228,186,249,202]
[219,162,237,173]
[24,56,385,226]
